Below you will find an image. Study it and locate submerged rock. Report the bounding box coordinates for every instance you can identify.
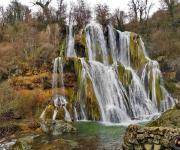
[40,119,77,136]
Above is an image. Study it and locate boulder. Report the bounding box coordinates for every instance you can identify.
[40,119,77,136]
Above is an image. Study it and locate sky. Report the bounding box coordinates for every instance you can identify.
[0,0,161,14]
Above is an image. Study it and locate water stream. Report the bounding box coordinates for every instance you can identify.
[74,22,176,123]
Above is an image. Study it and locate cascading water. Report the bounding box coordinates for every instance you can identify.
[40,57,71,122]
[85,22,108,64]
[81,59,131,123]
[66,22,176,124]
[126,67,156,119]
[52,57,64,94]
[67,21,76,57]
[141,60,176,112]
[117,31,131,67]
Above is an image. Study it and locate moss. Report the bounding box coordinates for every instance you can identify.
[45,104,54,119]
[80,33,89,58]
[85,77,101,121]
[147,107,180,128]
[117,64,132,87]
[155,78,164,110]
[95,42,104,63]
[73,58,101,120]
[59,39,66,57]
[129,33,147,70]
[108,55,113,65]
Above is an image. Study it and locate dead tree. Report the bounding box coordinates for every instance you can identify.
[33,0,52,22]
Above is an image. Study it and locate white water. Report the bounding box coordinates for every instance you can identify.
[52,57,64,93]
[81,59,131,123]
[141,60,176,112]
[127,67,157,119]
[63,106,72,122]
[67,22,176,124]
[85,22,108,64]
[117,31,131,67]
[40,106,48,120]
[67,21,76,57]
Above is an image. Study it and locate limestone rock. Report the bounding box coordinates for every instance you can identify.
[40,119,77,136]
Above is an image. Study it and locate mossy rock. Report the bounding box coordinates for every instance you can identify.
[147,106,180,128]
[129,33,147,70]
[39,119,77,135]
[117,63,133,87]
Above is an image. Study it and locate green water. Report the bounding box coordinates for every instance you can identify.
[32,121,126,150]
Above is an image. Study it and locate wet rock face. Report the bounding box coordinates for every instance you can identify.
[122,125,180,150]
[40,119,77,136]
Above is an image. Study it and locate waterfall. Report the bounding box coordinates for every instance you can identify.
[40,57,72,122]
[65,22,176,124]
[108,25,117,63]
[141,60,175,112]
[85,22,108,64]
[117,31,131,67]
[127,67,157,119]
[40,106,48,120]
[81,59,131,123]
[52,57,64,93]
[52,58,71,121]
[67,21,76,57]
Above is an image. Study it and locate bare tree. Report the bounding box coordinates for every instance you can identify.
[128,0,139,22]
[56,0,67,25]
[128,0,153,23]
[72,0,91,30]
[33,0,52,22]
[112,9,126,30]
[95,4,111,27]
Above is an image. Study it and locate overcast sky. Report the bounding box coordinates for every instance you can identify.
[0,0,161,14]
